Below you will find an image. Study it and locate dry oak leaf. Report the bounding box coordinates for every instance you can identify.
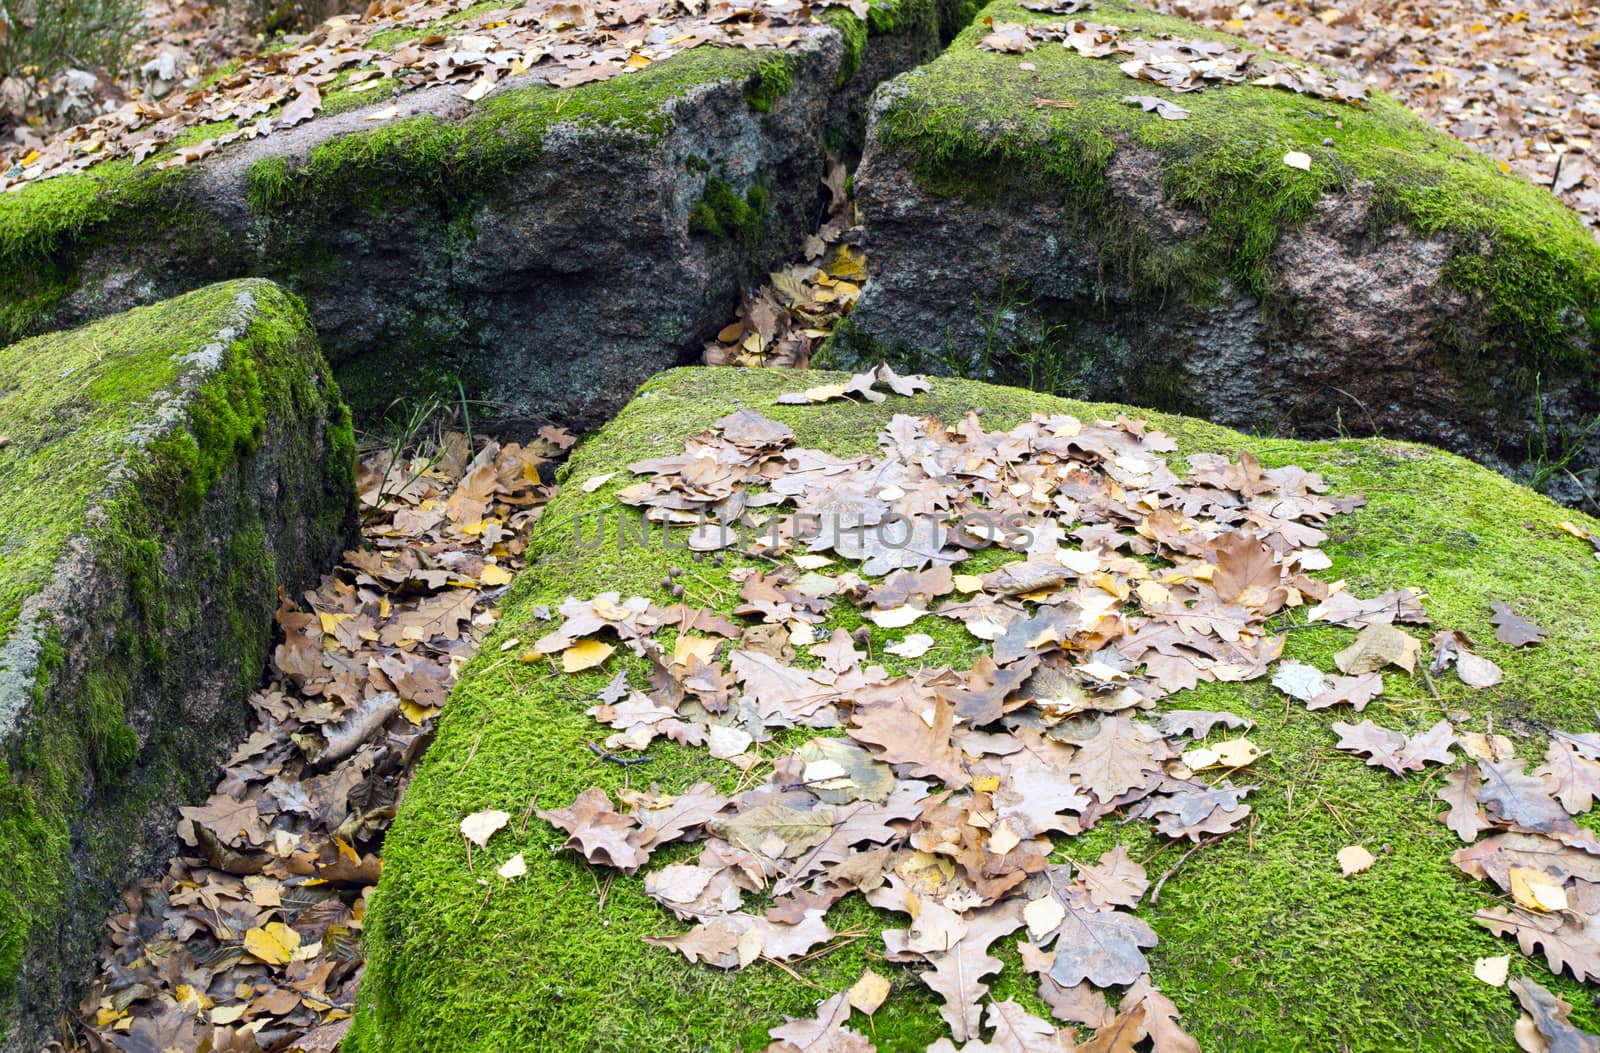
[849,692,970,789]
[1017,940,1114,1028]
[1305,672,1384,712]
[920,900,1028,1042]
[1536,739,1600,816]
[1122,977,1201,1053]
[1491,602,1547,648]
[1332,719,1454,776]
[537,789,649,871]
[976,21,1037,53]
[981,1000,1079,1052]
[1333,623,1420,675]
[764,992,876,1053]
[1076,845,1149,909]
[1509,976,1600,1053]
[1476,885,1600,983]
[1044,900,1159,988]
[1479,758,1578,835]
[1066,715,1169,803]
[1078,1000,1150,1053]
[1437,763,1493,842]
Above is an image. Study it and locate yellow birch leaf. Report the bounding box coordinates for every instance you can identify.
[562,639,614,672]
[243,922,300,965]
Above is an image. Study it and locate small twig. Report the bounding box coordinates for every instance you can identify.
[456,729,484,775]
[1149,834,1225,905]
[761,956,830,992]
[586,741,651,766]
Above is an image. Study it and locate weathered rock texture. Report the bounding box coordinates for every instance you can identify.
[0,7,946,435]
[841,0,1600,504]
[0,280,356,1050]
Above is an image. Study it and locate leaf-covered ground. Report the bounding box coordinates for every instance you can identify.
[351,367,1600,1052]
[76,421,572,1052]
[1158,0,1600,229]
[1,0,850,192]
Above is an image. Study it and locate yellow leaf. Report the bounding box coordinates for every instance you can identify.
[828,245,868,281]
[1024,892,1066,940]
[673,634,718,667]
[318,612,349,635]
[480,564,515,586]
[1213,737,1263,768]
[562,639,614,672]
[174,984,212,1010]
[848,968,892,1015]
[211,1004,247,1025]
[971,774,1001,793]
[625,53,652,69]
[1474,954,1510,986]
[1558,521,1593,541]
[593,595,632,621]
[953,574,985,593]
[243,922,301,965]
[1510,866,1569,912]
[21,149,39,165]
[400,699,440,725]
[1338,845,1375,877]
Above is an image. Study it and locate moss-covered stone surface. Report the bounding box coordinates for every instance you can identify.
[0,279,356,1047]
[0,0,959,434]
[842,0,1600,500]
[351,367,1600,1052]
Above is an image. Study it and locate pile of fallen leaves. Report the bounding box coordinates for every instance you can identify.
[705,155,868,369]
[2,0,851,193]
[1157,0,1600,227]
[976,0,1367,107]
[458,376,1600,1050]
[77,424,570,1052]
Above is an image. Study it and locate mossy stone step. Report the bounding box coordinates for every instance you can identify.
[0,279,356,1050]
[352,366,1600,1052]
[838,0,1600,503]
[0,0,954,436]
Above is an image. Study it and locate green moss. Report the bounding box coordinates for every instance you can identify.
[873,0,1600,370]
[828,9,870,85]
[0,279,354,1039]
[350,367,1600,1052]
[0,160,240,346]
[248,45,796,217]
[690,177,770,248]
[745,53,799,113]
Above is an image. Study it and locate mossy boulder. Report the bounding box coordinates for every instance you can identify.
[0,279,356,1050]
[0,0,954,435]
[351,366,1600,1052]
[839,0,1600,503]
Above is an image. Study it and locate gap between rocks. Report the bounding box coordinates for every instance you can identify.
[72,419,573,1052]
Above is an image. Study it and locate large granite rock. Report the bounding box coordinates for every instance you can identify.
[0,5,948,435]
[351,367,1600,1052]
[839,0,1600,505]
[0,280,356,1050]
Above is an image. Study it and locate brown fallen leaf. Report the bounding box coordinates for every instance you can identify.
[1491,601,1547,647]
